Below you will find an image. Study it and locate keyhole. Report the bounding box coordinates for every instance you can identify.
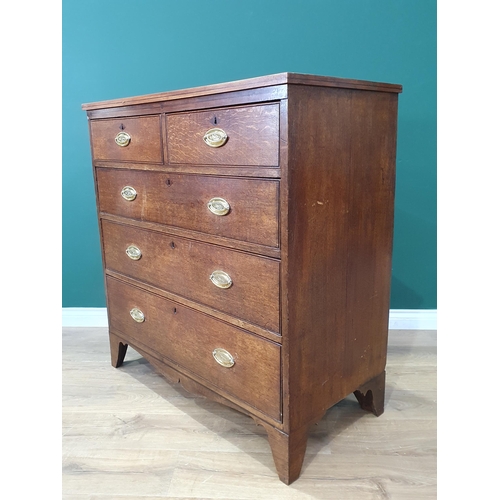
[170,241,175,249]
[166,179,172,186]
[173,307,177,314]
[119,123,125,130]
[213,115,217,125]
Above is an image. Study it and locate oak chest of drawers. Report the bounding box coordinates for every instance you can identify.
[83,73,402,484]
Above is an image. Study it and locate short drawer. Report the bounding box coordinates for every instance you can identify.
[96,168,279,247]
[167,104,279,166]
[90,116,163,163]
[102,220,280,333]
[106,276,281,421]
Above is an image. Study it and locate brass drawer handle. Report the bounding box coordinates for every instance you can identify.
[121,186,137,201]
[207,197,230,216]
[130,307,145,323]
[203,128,228,148]
[213,348,235,368]
[115,131,131,147]
[210,270,232,289]
[125,245,142,260]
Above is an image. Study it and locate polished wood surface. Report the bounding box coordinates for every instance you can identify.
[82,72,402,111]
[106,277,282,421]
[62,327,436,499]
[84,73,402,484]
[102,221,280,332]
[283,85,399,434]
[86,86,289,119]
[96,168,280,246]
[167,104,279,166]
[90,116,163,163]
[105,269,281,344]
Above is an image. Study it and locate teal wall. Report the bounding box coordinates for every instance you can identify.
[63,0,436,309]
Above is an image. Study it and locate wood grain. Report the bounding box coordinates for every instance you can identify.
[96,168,280,247]
[62,328,436,499]
[82,72,402,111]
[94,161,281,179]
[85,85,288,120]
[101,220,280,332]
[105,270,282,343]
[105,277,282,421]
[166,104,280,166]
[283,85,399,432]
[90,116,163,163]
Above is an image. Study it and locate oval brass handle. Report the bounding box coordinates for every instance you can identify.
[121,186,137,201]
[207,197,230,216]
[126,245,142,260]
[213,348,235,368]
[203,128,228,148]
[130,307,145,323]
[115,131,131,147]
[210,270,233,289]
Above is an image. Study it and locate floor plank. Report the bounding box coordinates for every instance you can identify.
[62,328,436,498]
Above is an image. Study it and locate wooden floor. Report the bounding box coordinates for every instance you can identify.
[62,328,436,499]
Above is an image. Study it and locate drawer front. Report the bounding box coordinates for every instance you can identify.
[96,168,279,247]
[102,220,280,332]
[167,104,279,166]
[90,116,163,162]
[106,276,281,421]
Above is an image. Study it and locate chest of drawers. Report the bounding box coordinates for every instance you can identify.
[82,73,402,484]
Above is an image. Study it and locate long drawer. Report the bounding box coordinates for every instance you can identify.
[166,104,280,166]
[106,276,281,421]
[96,168,279,247]
[102,220,280,333]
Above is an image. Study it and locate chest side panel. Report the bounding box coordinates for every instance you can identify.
[284,85,399,431]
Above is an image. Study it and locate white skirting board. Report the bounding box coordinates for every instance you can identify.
[62,308,437,330]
